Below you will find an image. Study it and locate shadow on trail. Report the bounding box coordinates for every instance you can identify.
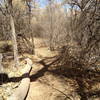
[0,73,30,85]
[0,73,9,85]
[30,56,100,100]
[0,56,100,100]
[30,56,59,81]
[47,64,100,100]
[0,56,58,84]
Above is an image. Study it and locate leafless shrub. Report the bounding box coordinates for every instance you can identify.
[59,0,100,71]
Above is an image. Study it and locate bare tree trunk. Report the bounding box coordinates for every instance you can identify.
[26,0,35,55]
[0,53,3,73]
[10,15,19,67]
[29,11,35,55]
[31,32,35,54]
[49,0,54,51]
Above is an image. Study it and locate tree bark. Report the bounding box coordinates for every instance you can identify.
[0,53,3,73]
[10,15,19,67]
[28,1,35,55]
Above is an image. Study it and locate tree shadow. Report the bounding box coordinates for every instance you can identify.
[0,56,100,100]
[0,72,30,85]
[30,56,59,81]
[0,56,58,85]
[0,73,9,85]
[47,63,100,100]
[30,55,100,100]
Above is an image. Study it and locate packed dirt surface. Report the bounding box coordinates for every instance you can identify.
[0,38,100,100]
[26,38,100,100]
[26,53,80,100]
[26,48,100,100]
[25,39,80,100]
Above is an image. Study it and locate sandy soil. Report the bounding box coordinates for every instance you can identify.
[26,59,80,100]
[25,38,80,100]
[25,38,100,100]
[0,38,100,100]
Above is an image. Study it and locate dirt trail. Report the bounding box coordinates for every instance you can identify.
[26,60,80,100]
[1,38,99,100]
[25,38,80,100]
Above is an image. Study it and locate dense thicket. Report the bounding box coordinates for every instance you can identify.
[58,0,100,71]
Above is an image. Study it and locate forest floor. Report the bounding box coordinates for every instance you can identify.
[26,47,80,100]
[0,38,100,100]
[26,38,100,100]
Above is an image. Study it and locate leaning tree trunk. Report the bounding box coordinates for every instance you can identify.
[10,15,19,67]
